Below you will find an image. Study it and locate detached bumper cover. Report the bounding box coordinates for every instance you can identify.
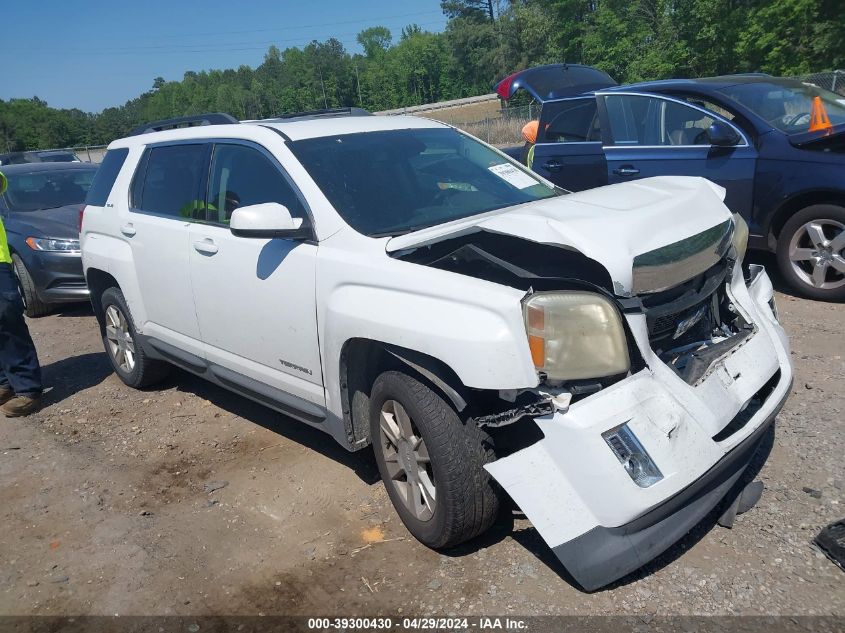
[553,379,789,591]
[485,265,792,591]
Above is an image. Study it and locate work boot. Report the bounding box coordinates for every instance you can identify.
[1,394,41,417]
[0,387,13,406]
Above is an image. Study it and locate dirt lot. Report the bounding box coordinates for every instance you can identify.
[1,255,843,618]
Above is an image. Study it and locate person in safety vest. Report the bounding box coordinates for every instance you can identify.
[0,170,43,416]
[520,120,539,169]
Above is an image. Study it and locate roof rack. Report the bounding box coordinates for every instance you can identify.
[127,112,239,137]
[264,107,372,122]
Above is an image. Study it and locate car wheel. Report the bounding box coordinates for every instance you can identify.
[369,370,500,549]
[776,204,845,301]
[99,287,170,388]
[11,254,51,317]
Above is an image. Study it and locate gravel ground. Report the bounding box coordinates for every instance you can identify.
[0,258,843,618]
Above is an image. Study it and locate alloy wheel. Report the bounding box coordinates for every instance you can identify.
[378,399,436,521]
[105,305,136,373]
[788,219,845,290]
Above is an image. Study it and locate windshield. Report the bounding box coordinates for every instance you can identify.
[3,169,96,211]
[288,127,558,237]
[717,79,845,134]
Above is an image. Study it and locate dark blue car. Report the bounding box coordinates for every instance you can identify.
[498,65,845,300]
[0,162,96,316]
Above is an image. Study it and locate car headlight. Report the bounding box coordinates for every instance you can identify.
[522,291,631,382]
[732,214,749,262]
[25,237,80,252]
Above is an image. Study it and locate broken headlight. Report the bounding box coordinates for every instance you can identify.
[602,423,663,488]
[522,291,630,382]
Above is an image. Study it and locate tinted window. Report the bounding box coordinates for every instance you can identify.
[5,168,96,211]
[133,144,206,218]
[86,148,128,207]
[289,127,558,237]
[541,98,601,142]
[205,144,305,225]
[604,95,718,146]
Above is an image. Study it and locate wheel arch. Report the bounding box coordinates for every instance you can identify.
[339,338,470,448]
[767,190,845,248]
[85,267,120,327]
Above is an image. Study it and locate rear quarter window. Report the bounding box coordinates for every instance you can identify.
[85,148,129,207]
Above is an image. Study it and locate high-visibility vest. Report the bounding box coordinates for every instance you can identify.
[0,218,11,265]
[526,144,536,170]
[0,172,9,264]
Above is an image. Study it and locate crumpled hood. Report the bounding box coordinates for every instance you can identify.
[386,176,733,295]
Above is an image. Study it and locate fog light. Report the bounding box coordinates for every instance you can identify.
[602,423,663,488]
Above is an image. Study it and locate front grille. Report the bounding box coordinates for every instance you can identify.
[642,259,728,350]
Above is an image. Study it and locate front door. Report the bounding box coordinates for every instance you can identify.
[531,97,608,191]
[188,141,324,407]
[598,92,757,215]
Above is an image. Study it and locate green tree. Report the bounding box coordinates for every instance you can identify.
[357,26,392,58]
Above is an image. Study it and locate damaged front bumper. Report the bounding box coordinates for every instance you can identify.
[484,264,792,591]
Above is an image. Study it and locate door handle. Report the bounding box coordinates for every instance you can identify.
[193,239,218,255]
[120,223,136,237]
[613,165,640,176]
[543,160,563,172]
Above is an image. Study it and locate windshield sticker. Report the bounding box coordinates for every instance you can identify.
[488,163,538,189]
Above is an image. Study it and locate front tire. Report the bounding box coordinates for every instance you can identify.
[369,370,499,549]
[776,204,845,301]
[12,255,50,318]
[99,287,170,388]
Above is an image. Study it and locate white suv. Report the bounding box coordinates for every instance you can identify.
[81,109,792,590]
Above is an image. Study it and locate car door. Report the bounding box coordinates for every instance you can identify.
[125,142,207,354]
[530,96,608,191]
[597,92,757,215]
[188,141,324,408]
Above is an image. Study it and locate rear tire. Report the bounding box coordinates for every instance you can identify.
[11,255,50,318]
[776,204,845,301]
[370,370,499,549]
[99,287,170,388]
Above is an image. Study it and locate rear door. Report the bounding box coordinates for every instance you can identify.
[124,142,207,353]
[598,92,757,214]
[530,97,608,191]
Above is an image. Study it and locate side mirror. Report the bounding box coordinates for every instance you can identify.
[707,121,740,147]
[0,171,7,195]
[229,202,310,239]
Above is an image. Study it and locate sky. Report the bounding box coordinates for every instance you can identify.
[2,0,448,113]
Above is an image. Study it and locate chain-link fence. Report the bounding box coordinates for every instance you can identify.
[66,145,108,164]
[796,70,845,95]
[446,103,537,147]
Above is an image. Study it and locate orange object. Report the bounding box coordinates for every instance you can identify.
[809,96,832,132]
[528,335,545,368]
[522,120,539,144]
